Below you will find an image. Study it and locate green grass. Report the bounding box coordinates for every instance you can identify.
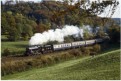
[1,35,28,55]
[2,49,120,80]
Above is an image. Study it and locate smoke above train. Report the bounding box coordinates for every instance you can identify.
[29,25,98,45]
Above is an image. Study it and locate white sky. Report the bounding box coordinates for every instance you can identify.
[94,0,121,18]
[2,0,121,18]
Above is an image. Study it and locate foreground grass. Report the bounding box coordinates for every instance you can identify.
[2,49,120,80]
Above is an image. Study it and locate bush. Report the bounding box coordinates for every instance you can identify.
[93,44,101,53]
[80,46,86,53]
[2,48,11,56]
[1,63,8,76]
[90,52,96,56]
[25,58,44,68]
[45,56,54,65]
[80,47,91,55]
[1,60,29,76]
[60,53,71,60]
[53,56,61,62]
[84,48,90,55]
[108,25,120,43]
[14,61,26,72]
[40,56,53,66]
[68,49,81,56]
[2,48,24,56]
[1,48,84,76]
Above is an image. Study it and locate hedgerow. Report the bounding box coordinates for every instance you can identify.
[1,45,101,76]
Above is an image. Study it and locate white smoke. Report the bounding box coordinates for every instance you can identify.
[82,25,93,34]
[29,25,84,45]
[29,25,101,45]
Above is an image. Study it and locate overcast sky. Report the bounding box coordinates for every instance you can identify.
[2,0,121,18]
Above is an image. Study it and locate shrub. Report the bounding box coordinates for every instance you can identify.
[90,52,96,56]
[40,56,52,66]
[26,59,43,68]
[68,49,81,56]
[45,56,54,64]
[53,56,60,62]
[1,63,8,76]
[2,49,23,56]
[14,61,26,72]
[108,25,120,43]
[93,44,101,53]
[60,53,71,60]
[2,48,11,56]
[84,47,90,55]
[1,48,84,76]
[1,61,15,75]
[80,46,86,53]
[1,60,31,76]
[80,47,91,55]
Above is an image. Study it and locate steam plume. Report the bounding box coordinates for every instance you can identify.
[29,25,83,45]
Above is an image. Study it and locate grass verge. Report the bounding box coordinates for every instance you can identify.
[2,49,120,80]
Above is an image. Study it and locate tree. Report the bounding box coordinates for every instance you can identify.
[96,28,106,38]
[7,28,21,41]
[1,0,119,41]
[1,13,9,34]
[22,24,33,40]
[6,13,21,41]
[37,23,49,33]
[108,25,120,43]
[83,31,93,40]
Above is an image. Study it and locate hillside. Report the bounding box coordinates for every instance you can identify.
[2,1,119,42]
[2,49,120,80]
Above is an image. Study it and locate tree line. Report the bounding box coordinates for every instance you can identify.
[1,0,120,42]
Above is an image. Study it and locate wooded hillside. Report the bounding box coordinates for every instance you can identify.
[1,0,119,42]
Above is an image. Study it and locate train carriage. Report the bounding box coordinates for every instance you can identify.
[71,41,85,48]
[85,40,96,46]
[53,43,71,51]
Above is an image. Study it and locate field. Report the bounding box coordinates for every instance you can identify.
[1,35,28,55]
[2,49,120,80]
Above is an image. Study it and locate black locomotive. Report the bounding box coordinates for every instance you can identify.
[25,37,108,56]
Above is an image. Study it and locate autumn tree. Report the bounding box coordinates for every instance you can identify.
[108,25,120,43]
[1,0,119,41]
[1,12,37,41]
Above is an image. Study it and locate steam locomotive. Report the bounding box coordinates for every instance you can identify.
[25,38,107,56]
